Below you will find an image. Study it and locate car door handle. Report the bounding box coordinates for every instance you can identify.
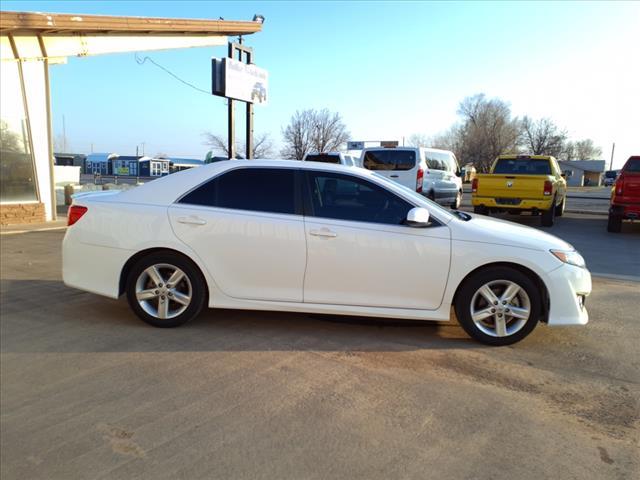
[177,216,207,226]
[390,174,399,178]
[309,228,337,238]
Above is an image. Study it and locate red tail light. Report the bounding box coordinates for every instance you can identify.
[471,178,478,193]
[615,176,624,195]
[67,205,88,226]
[416,167,424,193]
[543,180,553,196]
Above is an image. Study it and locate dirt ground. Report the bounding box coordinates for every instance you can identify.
[1,230,638,479]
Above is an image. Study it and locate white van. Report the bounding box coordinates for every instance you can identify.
[303,152,358,166]
[360,147,463,208]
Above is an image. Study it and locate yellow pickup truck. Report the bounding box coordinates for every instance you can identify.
[471,154,567,227]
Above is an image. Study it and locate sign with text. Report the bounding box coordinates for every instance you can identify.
[381,140,399,148]
[212,57,268,105]
[347,141,365,150]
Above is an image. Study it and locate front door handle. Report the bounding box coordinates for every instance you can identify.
[309,228,337,238]
[390,174,399,178]
[177,216,207,226]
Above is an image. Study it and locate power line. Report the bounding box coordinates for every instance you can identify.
[134,53,211,95]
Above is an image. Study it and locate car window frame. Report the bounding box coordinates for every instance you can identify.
[301,169,442,228]
[176,165,304,217]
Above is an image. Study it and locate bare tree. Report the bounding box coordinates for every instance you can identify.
[455,94,521,172]
[519,116,567,157]
[573,139,602,160]
[202,131,275,159]
[407,133,429,148]
[281,109,350,159]
[252,132,275,158]
[561,141,576,161]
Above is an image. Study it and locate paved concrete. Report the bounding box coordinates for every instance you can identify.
[1,230,638,480]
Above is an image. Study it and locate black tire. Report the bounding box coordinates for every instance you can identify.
[450,190,462,209]
[125,251,207,328]
[427,190,436,201]
[454,266,542,346]
[607,212,623,233]
[555,196,566,217]
[473,205,488,216]
[541,200,555,227]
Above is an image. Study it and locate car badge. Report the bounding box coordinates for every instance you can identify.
[506,181,513,188]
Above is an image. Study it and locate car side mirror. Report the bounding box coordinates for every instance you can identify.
[405,207,430,227]
[456,169,462,177]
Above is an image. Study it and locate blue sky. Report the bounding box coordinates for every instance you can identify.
[3,1,639,166]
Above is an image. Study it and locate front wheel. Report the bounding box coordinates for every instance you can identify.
[454,267,542,346]
[125,252,207,328]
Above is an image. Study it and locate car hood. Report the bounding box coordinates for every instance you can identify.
[450,214,574,252]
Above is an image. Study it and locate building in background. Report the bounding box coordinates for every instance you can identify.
[559,160,606,187]
[169,157,204,173]
[0,10,261,224]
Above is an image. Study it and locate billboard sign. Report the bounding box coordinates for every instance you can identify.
[381,140,399,148]
[347,141,365,150]
[211,57,268,105]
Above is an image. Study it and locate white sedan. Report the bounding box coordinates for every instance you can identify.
[63,160,591,345]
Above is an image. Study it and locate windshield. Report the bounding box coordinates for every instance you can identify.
[362,150,416,171]
[493,158,551,175]
[604,170,618,178]
[305,154,341,164]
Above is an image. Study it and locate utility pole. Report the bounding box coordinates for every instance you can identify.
[609,142,615,170]
[141,142,145,156]
[136,145,139,157]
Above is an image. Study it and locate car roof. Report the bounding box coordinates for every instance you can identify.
[111,159,373,206]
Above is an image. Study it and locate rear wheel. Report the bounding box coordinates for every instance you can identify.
[555,196,566,217]
[454,267,542,346]
[450,190,462,209]
[541,199,556,227]
[607,212,623,233]
[473,205,488,216]
[125,252,207,327]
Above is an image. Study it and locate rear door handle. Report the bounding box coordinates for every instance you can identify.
[309,228,337,238]
[177,216,207,226]
[390,174,399,178]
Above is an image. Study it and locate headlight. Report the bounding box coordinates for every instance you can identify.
[550,249,586,268]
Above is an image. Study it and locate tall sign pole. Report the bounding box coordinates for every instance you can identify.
[213,41,268,160]
[609,142,615,170]
[227,42,236,160]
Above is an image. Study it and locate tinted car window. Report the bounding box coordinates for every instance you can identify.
[306,171,413,225]
[426,155,445,170]
[305,154,341,164]
[493,159,552,175]
[362,150,416,171]
[624,158,640,172]
[179,168,296,214]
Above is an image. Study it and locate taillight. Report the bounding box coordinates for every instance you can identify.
[416,168,424,193]
[615,176,624,195]
[471,178,478,193]
[68,205,88,226]
[543,180,553,196]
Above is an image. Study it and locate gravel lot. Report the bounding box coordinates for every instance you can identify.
[1,227,638,480]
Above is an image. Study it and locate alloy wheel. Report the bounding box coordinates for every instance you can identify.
[135,263,192,320]
[469,280,531,338]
